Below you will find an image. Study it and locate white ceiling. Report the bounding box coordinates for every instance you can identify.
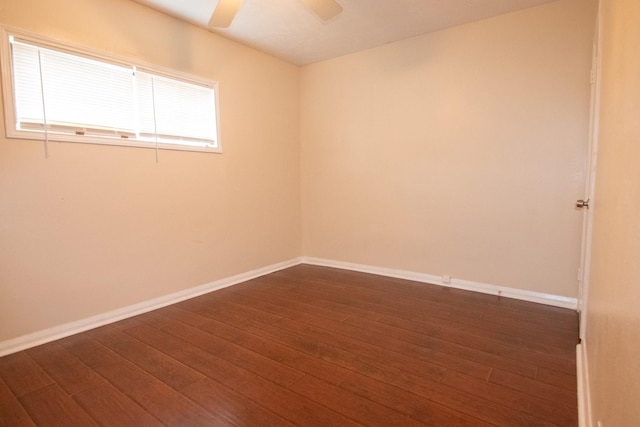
[132,0,558,65]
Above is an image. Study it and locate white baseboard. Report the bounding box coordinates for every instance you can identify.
[301,257,578,310]
[0,258,303,357]
[577,343,592,427]
[0,256,578,357]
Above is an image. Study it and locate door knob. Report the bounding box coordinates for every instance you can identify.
[576,199,590,209]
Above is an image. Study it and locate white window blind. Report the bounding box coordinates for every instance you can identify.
[3,30,220,152]
[12,40,136,137]
[136,71,218,147]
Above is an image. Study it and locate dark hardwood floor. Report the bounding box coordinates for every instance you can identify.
[0,264,579,426]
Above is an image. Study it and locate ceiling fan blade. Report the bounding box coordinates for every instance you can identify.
[208,0,243,28]
[299,0,343,21]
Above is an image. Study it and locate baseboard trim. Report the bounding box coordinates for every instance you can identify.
[0,258,303,357]
[577,343,592,427]
[301,257,578,310]
[0,256,578,357]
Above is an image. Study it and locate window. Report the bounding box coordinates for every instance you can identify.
[0,27,221,153]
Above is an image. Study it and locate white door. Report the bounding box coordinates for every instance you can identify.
[577,8,602,342]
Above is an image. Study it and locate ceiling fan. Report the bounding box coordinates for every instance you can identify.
[208,0,343,28]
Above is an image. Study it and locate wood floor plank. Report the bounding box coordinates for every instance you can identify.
[374,313,576,374]
[289,374,427,427]
[235,375,362,427]
[160,320,305,387]
[338,371,494,427]
[123,323,256,390]
[121,379,224,426]
[73,382,160,427]
[342,314,539,378]
[186,298,284,326]
[0,378,36,427]
[482,307,578,335]
[0,265,578,426]
[273,316,485,380]
[19,384,98,426]
[394,303,575,359]
[235,284,354,322]
[387,370,557,427]
[302,314,499,378]
[471,314,578,352]
[57,333,123,369]
[197,318,352,386]
[157,305,212,327]
[408,310,576,358]
[489,368,578,408]
[128,311,175,329]
[238,317,416,385]
[182,377,294,427]
[0,352,53,397]
[87,325,205,390]
[441,370,577,425]
[59,333,224,425]
[216,289,318,324]
[25,342,105,396]
[537,366,578,391]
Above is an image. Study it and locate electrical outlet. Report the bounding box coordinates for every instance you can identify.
[442,275,451,284]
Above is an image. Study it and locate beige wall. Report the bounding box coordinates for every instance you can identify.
[586,0,640,425]
[0,0,301,342]
[0,0,599,346]
[301,0,595,297]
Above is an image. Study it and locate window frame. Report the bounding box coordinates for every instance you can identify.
[0,26,222,153]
